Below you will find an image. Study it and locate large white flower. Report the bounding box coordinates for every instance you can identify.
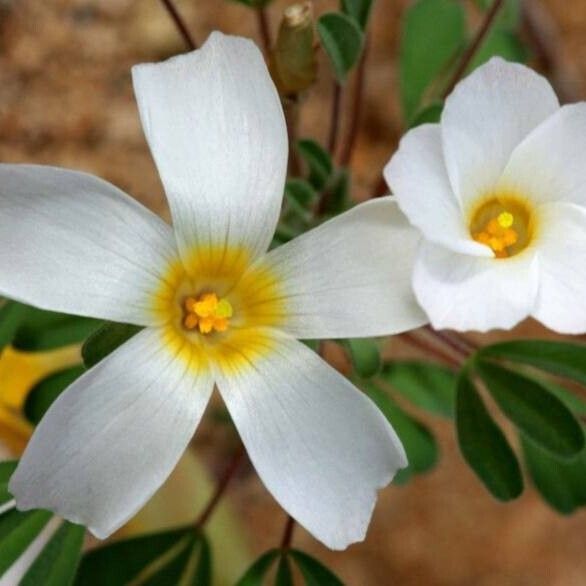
[385,58,586,334]
[1,32,426,550]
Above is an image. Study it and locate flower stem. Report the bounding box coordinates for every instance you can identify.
[280,515,296,550]
[442,0,504,98]
[195,445,245,528]
[338,38,369,167]
[257,7,272,55]
[401,331,462,368]
[327,81,343,155]
[159,0,197,51]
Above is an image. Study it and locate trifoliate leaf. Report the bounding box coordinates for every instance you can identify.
[456,372,523,501]
[235,549,280,586]
[476,362,584,459]
[75,526,199,585]
[521,434,586,514]
[275,555,294,586]
[24,366,86,425]
[400,0,466,121]
[347,338,382,379]
[317,12,364,82]
[380,361,456,418]
[479,340,586,386]
[285,179,318,208]
[82,322,142,368]
[290,549,345,585]
[20,521,84,586]
[341,0,374,30]
[296,139,333,190]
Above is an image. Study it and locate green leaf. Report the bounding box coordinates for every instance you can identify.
[366,384,438,481]
[290,549,345,585]
[235,549,279,586]
[191,535,212,586]
[285,179,318,208]
[468,29,528,71]
[82,322,143,368]
[12,309,100,351]
[296,139,333,190]
[75,526,197,585]
[475,0,521,31]
[539,381,586,416]
[476,362,584,459]
[21,522,84,586]
[0,509,53,577]
[347,338,381,378]
[380,361,456,418]
[521,434,586,514]
[24,366,86,425]
[479,340,586,386]
[325,168,351,214]
[317,13,364,82]
[0,300,27,350]
[275,555,294,586]
[400,0,466,121]
[0,461,17,506]
[456,372,523,501]
[341,0,374,30]
[409,101,444,128]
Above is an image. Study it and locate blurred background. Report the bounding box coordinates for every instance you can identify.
[1,0,586,584]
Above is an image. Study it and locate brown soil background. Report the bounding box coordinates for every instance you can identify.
[1,1,586,584]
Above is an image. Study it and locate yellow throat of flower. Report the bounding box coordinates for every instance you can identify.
[469,195,535,258]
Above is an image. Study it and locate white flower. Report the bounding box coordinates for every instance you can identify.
[1,33,426,550]
[385,58,586,334]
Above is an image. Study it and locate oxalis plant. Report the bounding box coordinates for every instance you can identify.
[0,0,585,583]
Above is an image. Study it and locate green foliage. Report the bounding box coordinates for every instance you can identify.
[409,101,444,128]
[82,322,143,368]
[236,549,280,585]
[399,0,466,121]
[76,527,210,585]
[476,362,584,459]
[317,13,364,82]
[285,179,318,209]
[479,339,586,386]
[0,300,27,350]
[475,0,521,31]
[24,366,86,425]
[229,0,273,7]
[346,338,382,379]
[522,435,586,515]
[296,139,334,191]
[289,549,345,585]
[0,461,17,507]
[380,360,456,418]
[341,0,374,30]
[275,555,294,586]
[456,372,523,501]
[20,522,84,586]
[366,384,438,483]
[0,509,53,577]
[469,28,528,71]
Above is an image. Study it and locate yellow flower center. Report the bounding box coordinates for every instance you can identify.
[469,195,534,258]
[182,292,233,334]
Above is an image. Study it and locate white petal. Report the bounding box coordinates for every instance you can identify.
[9,328,213,539]
[215,333,406,550]
[0,517,62,586]
[532,203,586,333]
[260,198,427,339]
[442,58,559,208]
[385,124,489,256]
[499,104,586,206]
[0,165,177,326]
[413,241,539,332]
[132,32,288,263]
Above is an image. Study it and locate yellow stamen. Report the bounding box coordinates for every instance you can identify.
[469,195,534,259]
[182,292,233,335]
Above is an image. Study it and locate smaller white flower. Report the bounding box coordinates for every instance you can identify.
[1,33,426,550]
[385,58,586,333]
